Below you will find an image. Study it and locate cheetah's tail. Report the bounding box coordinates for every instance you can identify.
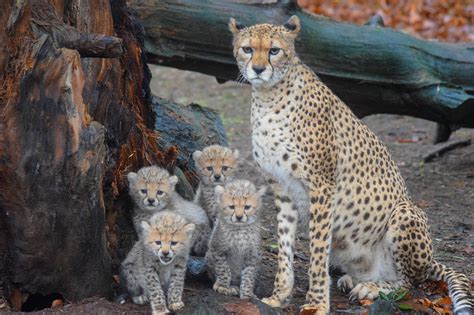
[428,260,473,315]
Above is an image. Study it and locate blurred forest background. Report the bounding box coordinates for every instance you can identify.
[298,0,473,42]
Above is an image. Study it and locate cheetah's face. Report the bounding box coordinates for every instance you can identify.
[229,16,300,88]
[142,219,194,265]
[128,171,178,211]
[193,146,239,186]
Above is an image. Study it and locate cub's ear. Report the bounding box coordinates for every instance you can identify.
[141,220,151,233]
[232,149,240,160]
[192,150,202,163]
[229,18,244,35]
[258,185,268,197]
[127,172,138,185]
[169,175,179,188]
[184,223,195,237]
[214,185,225,199]
[283,15,301,36]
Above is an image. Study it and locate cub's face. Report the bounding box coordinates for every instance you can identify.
[142,217,194,265]
[193,146,239,186]
[215,182,266,225]
[127,167,178,211]
[229,16,301,88]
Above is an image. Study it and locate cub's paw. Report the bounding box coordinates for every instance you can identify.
[168,301,185,311]
[349,282,380,301]
[300,303,329,315]
[151,309,169,315]
[261,296,283,308]
[240,292,257,299]
[337,275,354,293]
[132,294,149,305]
[213,283,239,296]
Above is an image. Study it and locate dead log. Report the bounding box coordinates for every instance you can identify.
[128,0,474,128]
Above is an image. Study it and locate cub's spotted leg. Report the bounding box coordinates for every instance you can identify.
[301,183,334,315]
[205,248,239,296]
[144,265,168,314]
[240,249,259,299]
[262,181,298,308]
[167,257,187,311]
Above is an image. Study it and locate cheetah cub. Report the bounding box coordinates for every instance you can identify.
[127,166,210,255]
[205,179,265,299]
[120,212,194,314]
[193,145,239,224]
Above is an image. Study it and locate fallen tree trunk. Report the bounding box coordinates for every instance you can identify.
[129,0,474,128]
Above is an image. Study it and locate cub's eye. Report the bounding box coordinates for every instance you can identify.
[269,47,281,55]
[140,189,147,194]
[242,46,253,54]
[170,241,178,246]
[229,205,235,210]
[244,205,251,210]
[206,166,213,171]
[156,190,164,196]
[155,241,162,246]
[221,166,229,172]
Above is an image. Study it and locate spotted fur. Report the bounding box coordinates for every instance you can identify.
[128,166,211,256]
[230,15,474,314]
[120,212,195,314]
[205,180,265,299]
[193,145,239,224]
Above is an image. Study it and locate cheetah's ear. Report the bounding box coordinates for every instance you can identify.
[192,150,202,163]
[258,185,268,197]
[283,15,301,36]
[141,220,151,233]
[127,172,138,185]
[232,149,239,160]
[229,18,244,35]
[169,175,179,188]
[183,223,195,237]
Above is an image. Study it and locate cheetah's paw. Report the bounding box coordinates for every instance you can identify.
[349,282,380,301]
[213,283,239,296]
[151,309,169,315]
[261,296,284,308]
[132,294,149,305]
[168,301,185,311]
[300,303,329,315]
[337,275,354,293]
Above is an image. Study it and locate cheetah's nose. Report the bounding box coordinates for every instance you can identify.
[214,174,221,180]
[147,198,155,204]
[162,251,169,257]
[235,215,243,221]
[252,66,265,75]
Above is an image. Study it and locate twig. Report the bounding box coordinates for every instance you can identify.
[422,139,471,163]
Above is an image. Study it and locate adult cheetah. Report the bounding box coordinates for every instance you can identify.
[229,15,473,314]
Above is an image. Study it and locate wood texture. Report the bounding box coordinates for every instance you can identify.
[129,0,474,128]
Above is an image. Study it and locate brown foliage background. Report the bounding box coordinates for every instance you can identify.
[298,0,474,42]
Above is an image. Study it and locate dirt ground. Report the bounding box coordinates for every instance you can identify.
[20,65,473,314]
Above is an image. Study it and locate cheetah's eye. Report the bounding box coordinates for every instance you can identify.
[206,166,213,172]
[170,241,178,246]
[222,166,229,172]
[229,205,235,210]
[244,205,251,210]
[155,241,162,246]
[140,189,147,194]
[269,48,281,55]
[156,190,164,196]
[242,46,253,54]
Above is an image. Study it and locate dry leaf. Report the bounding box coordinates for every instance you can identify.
[300,307,319,315]
[10,288,22,311]
[223,300,260,315]
[51,299,64,310]
[359,299,374,306]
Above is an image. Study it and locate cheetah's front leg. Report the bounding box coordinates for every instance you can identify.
[167,257,187,311]
[261,182,298,308]
[205,248,239,296]
[144,265,169,314]
[301,183,334,315]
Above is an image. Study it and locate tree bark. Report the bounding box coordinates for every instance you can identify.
[128,0,474,128]
[0,0,175,305]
